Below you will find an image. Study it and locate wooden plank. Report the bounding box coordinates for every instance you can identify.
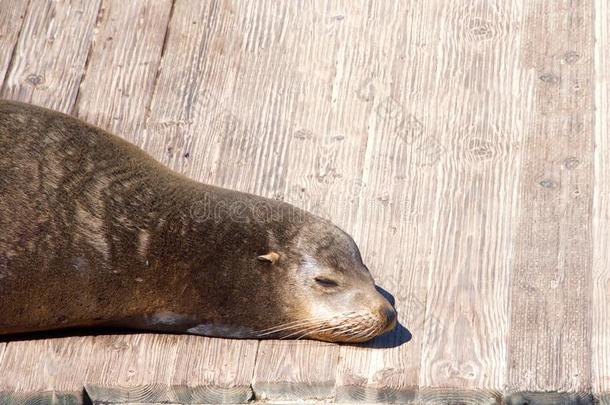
[0,0,100,113]
[334,0,531,401]
[0,391,83,404]
[67,1,253,402]
[238,1,390,400]
[75,0,172,137]
[0,0,28,373]
[0,335,254,404]
[252,340,338,401]
[504,392,594,405]
[0,336,96,398]
[116,0,262,401]
[414,0,528,391]
[507,0,594,393]
[0,0,100,397]
[0,0,28,88]
[593,0,610,400]
[0,0,176,401]
[82,334,254,404]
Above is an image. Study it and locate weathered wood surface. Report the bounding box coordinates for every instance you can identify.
[335,1,531,401]
[593,0,610,400]
[0,0,28,87]
[137,0,261,399]
[0,0,28,377]
[0,0,100,113]
[244,1,371,400]
[75,0,172,137]
[507,0,594,393]
[0,0,609,403]
[0,0,100,398]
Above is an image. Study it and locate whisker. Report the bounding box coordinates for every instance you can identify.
[282,321,329,339]
[352,325,376,341]
[348,318,380,341]
[256,310,383,341]
[322,313,376,342]
[287,314,353,340]
[256,310,359,336]
[295,323,339,340]
[295,313,366,340]
[256,318,324,336]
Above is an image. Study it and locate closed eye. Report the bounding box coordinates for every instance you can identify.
[314,277,339,288]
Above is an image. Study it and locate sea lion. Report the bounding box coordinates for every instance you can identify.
[0,100,396,343]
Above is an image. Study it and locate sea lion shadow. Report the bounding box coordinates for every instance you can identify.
[340,285,412,349]
[364,322,412,349]
[0,327,146,343]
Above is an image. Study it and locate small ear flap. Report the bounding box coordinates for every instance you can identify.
[257,251,280,264]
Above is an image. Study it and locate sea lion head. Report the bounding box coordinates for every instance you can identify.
[256,216,397,343]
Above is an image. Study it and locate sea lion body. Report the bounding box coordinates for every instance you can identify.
[0,100,396,342]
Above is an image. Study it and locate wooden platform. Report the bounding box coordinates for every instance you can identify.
[0,0,608,403]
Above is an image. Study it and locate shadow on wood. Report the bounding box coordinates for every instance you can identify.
[351,286,413,349]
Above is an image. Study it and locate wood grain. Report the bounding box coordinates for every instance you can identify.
[415,0,529,390]
[253,340,338,401]
[74,0,172,136]
[0,336,96,396]
[334,1,531,400]
[593,0,610,399]
[0,391,83,404]
[504,391,594,405]
[82,334,254,404]
[0,0,28,89]
[0,0,100,113]
[507,0,594,393]
[0,335,256,404]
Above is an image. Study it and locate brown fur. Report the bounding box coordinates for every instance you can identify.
[0,100,395,342]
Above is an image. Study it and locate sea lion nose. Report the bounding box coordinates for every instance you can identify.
[381,306,397,331]
[384,307,396,323]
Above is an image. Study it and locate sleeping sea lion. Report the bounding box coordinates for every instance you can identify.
[0,100,396,342]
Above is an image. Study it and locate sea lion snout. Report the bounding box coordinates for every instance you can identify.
[380,305,397,333]
[357,285,397,336]
[301,286,397,343]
